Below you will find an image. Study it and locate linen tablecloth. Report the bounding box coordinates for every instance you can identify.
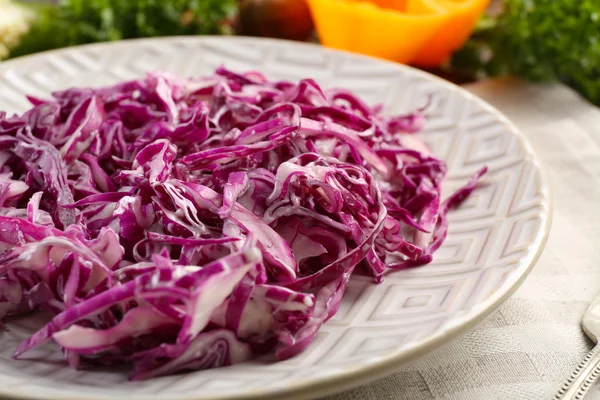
[322,77,600,400]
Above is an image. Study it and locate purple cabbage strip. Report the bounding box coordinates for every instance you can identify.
[0,68,485,379]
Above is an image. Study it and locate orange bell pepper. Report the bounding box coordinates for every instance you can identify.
[306,0,490,67]
[411,0,491,67]
[306,0,451,64]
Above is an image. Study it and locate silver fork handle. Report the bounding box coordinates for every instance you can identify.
[555,344,600,400]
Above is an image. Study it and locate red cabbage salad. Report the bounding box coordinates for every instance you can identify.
[0,67,486,379]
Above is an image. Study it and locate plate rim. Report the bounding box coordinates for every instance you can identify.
[0,36,553,400]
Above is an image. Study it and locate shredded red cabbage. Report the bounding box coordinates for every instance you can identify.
[0,67,486,379]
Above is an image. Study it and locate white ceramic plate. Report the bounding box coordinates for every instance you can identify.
[0,37,550,400]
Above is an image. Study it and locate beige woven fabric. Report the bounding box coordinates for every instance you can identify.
[322,78,600,400]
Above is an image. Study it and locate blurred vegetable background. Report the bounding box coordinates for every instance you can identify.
[0,0,33,59]
[452,0,600,105]
[5,0,238,58]
[1,0,599,105]
[238,0,314,41]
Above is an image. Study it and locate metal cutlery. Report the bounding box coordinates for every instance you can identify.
[555,291,600,399]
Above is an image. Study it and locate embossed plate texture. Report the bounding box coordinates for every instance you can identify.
[0,37,551,400]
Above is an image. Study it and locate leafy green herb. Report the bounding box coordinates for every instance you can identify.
[452,0,600,105]
[11,0,237,58]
